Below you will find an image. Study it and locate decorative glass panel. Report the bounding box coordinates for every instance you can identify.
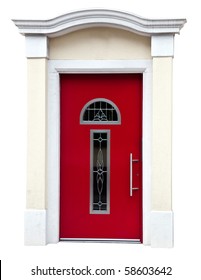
[90,131,110,214]
[80,98,121,124]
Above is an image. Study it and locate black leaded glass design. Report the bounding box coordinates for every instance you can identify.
[81,99,120,124]
[91,131,110,213]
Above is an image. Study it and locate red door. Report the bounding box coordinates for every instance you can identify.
[60,74,142,241]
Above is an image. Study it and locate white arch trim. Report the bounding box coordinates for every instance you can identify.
[13,9,186,38]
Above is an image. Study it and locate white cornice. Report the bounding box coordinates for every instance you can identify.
[13,9,186,38]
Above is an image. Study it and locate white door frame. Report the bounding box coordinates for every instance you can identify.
[47,59,152,244]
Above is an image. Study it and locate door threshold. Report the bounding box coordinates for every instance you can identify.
[60,238,141,243]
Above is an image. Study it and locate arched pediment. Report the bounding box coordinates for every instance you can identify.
[13,9,186,38]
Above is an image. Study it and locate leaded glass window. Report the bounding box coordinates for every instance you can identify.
[90,130,110,214]
[80,98,121,124]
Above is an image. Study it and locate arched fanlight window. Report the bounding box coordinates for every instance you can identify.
[80,98,121,124]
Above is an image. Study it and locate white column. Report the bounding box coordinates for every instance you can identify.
[151,35,174,247]
[25,36,48,245]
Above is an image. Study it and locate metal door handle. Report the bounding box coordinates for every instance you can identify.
[130,153,139,196]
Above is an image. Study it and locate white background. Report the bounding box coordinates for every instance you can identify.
[0,0,200,279]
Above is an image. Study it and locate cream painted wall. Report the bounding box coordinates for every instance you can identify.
[152,57,172,211]
[27,28,151,209]
[27,58,47,209]
[27,29,173,213]
[49,27,151,60]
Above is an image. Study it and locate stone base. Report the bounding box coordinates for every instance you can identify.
[151,211,174,248]
[24,209,46,245]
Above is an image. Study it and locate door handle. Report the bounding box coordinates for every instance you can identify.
[130,153,139,196]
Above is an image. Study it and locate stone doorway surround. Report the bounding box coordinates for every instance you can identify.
[13,9,186,247]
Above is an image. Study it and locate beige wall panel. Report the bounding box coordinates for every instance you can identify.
[152,57,173,211]
[27,59,47,209]
[49,27,151,60]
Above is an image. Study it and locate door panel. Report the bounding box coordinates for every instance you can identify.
[60,74,142,241]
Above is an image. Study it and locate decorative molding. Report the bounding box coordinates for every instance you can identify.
[13,9,186,38]
[25,35,48,58]
[151,35,174,57]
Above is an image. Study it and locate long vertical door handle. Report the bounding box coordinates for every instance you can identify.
[130,153,139,196]
[130,153,133,196]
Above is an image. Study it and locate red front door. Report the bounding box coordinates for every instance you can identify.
[60,74,142,241]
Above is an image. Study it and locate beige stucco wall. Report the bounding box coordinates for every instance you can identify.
[27,58,47,209]
[152,57,172,211]
[27,28,151,209]
[49,27,151,60]
[27,28,172,213]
